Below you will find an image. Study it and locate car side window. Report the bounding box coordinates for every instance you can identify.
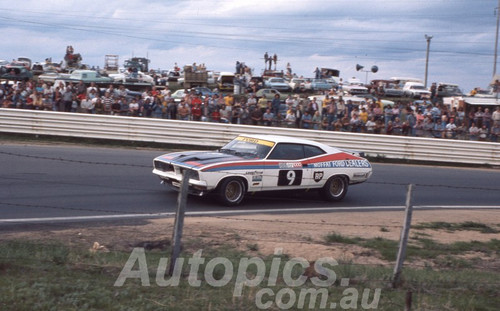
[268,143,305,160]
[304,145,326,158]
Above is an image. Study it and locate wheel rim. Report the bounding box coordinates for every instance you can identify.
[225,180,243,202]
[329,178,344,197]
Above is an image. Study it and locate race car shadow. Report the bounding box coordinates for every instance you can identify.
[186,189,352,210]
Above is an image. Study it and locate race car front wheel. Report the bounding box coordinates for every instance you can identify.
[321,175,348,201]
[218,178,246,206]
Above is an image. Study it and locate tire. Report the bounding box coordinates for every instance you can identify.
[320,176,348,201]
[217,178,246,206]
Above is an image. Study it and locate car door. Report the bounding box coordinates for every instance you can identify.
[263,143,306,191]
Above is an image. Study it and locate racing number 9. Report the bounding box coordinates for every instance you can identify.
[278,170,302,186]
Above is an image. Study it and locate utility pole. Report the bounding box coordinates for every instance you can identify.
[424,34,433,88]
[494,0,500,77]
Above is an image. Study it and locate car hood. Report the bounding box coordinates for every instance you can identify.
[156,151,246,168]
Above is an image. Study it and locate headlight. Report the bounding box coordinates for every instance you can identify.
[154,160,173,172]
[182,169,199,181]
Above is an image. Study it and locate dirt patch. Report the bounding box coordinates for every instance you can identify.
[2,209,498,267]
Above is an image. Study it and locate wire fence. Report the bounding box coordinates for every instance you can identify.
[0,147,498,299]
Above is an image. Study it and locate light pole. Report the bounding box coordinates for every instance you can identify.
[424,34,433,88]
[356,64,378,84]
[494,0,500,77]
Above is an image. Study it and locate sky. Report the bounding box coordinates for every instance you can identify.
[0,0,498,92]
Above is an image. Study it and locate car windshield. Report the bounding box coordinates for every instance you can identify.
[271,78,285,83]
[219,136,275,159]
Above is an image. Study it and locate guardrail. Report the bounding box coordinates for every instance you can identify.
[1,108,499,166]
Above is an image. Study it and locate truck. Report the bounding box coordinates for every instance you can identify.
[179,65,208,88]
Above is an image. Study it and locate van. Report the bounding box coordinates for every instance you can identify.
[217,72,235,92]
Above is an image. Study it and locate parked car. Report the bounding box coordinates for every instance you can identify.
[108,70,154,85]
[0,64,33,81]
[264,77,292,92]
[192,86,216,98]
[152,134,372,206]
[171,89,187,102]
[342,78,369,95]
[60,69,113,84]
[255,88,287,100]
[403,82,431,99]
[436,83,463,97]
[370,79,404,97]
[310,79,332,92]
[289,78,306,92]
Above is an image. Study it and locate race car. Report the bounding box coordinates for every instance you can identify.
[152,134,372,206]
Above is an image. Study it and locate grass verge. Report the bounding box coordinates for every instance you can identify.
[0,237,499,310]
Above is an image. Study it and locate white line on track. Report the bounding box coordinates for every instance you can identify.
[1,205,499,224]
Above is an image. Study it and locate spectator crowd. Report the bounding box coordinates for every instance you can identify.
[1,79,499,142]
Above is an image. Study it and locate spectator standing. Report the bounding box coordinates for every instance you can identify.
[271,94,281,117]
[111,99,122,115]
[101,92,113,115]
[62,84,74,112]
[336,99,346,120]
[445,119,457,138]
[491,122,500,142]
[478,125,489,141]
[263,108,274,126]
[250,107,263,125]
[42,94,53,111]
[384,105,393,132]
[301,110,312,129]
[482,108,492,131]
[94,98,105,114]
[392,117,403,135]
[492,106,500,125]
[178,102,190,120]
[474,107,484,128]
[258,96,268,113]
[295,105,303,128]
[365,117,376,133]
[414,119,424,137]
[167,98,177,119]
[285,108,296,127]
[469,122,480,140]
[312,111,321,130]
[191,102,202,121]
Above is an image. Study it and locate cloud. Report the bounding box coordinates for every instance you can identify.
[0,0,497,91]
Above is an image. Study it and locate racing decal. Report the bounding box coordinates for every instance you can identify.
[278,170,303,186]
[236,136,275,147]
[310,159,371,169]
[279,162,303,169]
[252,175,263,182]
[245,170,264,175]
[313,171,324,183]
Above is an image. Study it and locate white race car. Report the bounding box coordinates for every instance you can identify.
[152,135,372,206]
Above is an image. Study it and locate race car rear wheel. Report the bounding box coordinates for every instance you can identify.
[321,175,348,201]
[217,178,246,206]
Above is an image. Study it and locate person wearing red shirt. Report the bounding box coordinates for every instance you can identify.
[191,103,202,121]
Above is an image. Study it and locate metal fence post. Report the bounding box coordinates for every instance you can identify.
[392,184,414,289]
[169,170,192,276]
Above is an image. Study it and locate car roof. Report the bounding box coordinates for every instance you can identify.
[237,134,340,151]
